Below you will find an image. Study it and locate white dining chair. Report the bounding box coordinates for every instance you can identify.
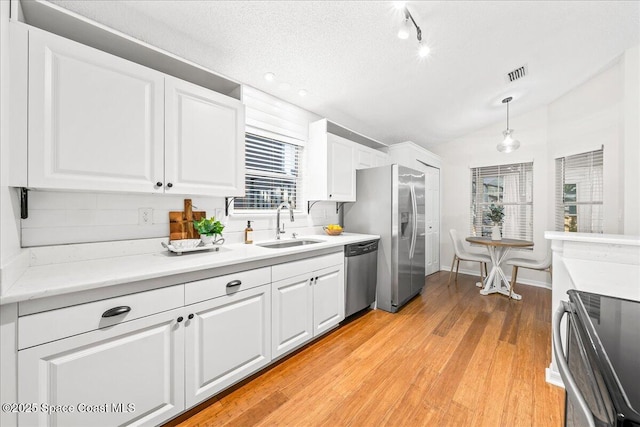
[448,229,491,284]
[506,249,552,298]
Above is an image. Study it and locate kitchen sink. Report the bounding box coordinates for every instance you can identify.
[257,239,323,249]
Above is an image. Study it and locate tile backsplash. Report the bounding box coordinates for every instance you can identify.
[21,190,340,247]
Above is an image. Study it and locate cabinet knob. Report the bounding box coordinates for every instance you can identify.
[329,194,332,198]
[156,182,163,187]
[310,277,314,282]
[167,183,173,188]
[188,314,194,320]
[177,316,184,323]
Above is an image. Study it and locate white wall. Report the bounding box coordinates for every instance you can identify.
[433,106,551,286]
[623,45,640,235]
[432,46,640,287]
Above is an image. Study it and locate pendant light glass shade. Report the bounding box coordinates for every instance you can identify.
[397,18,411,39]
[497,129,520,153]
[497,97,521,153]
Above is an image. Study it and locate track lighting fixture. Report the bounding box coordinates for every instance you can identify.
[497,97,521,153]
[396,4,429,58]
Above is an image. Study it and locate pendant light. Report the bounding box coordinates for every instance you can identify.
[497,97,521,153]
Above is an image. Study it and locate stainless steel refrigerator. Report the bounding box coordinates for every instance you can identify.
[344,164,426,313]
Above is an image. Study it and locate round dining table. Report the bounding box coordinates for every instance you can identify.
[465,236,534,300]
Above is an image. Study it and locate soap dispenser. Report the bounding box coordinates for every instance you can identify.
[244,221,254,244]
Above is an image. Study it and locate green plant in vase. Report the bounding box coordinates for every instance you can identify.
[486,204,504,241]
[194,217,225,245]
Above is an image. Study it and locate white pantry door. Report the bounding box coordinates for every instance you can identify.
[423,164,440,275]
[28,30,165,193]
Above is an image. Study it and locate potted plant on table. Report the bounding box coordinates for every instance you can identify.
[486,204,505,241]
[194,217,225,246]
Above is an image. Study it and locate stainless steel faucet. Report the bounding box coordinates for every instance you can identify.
[275,201,294,240]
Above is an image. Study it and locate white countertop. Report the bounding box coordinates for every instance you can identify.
[0,233,379,305]
[545,231,640,246]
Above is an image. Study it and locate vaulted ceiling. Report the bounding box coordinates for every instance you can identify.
[48,1,640,150]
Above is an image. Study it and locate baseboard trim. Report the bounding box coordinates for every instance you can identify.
[440,265,551,290]
[546,365,564,388]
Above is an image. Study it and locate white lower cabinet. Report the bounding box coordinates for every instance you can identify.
[313,266,345,336]
[185,284,271,407]
[271,274,314,358]
[18,307,185,427]
[271,253,345,359]
[15,253,345,426]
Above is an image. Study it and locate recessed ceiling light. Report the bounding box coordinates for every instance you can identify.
[278,82,291,91]
[298,89,308,97]
[264,72,275,82]
[393,1,406,10]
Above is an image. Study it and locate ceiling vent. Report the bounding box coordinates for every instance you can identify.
[505,64,528,83]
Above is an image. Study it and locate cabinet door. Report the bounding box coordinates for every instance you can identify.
[18,308,184,427]
[327,134,356,201]
[165,77,245,197]
[374,151,388,166]
[312,264,345,336]
[355,147,374,170]
[271,274,313,359]
[185,284,271,408]
[28,31,165,193]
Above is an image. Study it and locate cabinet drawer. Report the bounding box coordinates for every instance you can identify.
[185,267,270,305]
[18,285,184,350]
[272,252,343,282]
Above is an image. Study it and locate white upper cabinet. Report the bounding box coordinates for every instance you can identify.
[355,144,388,170]
[326,133,356,201]
[307,119,356,202]
[307,119,388,202]
[165,78,245,197]
[28,30,165,193]
[25,29,245,197]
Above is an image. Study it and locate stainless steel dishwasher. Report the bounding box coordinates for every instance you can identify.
[344,240,379,317]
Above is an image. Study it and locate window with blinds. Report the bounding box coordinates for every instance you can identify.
[470,162,533,240]
[233,133,302,211]
[555,148,603,233]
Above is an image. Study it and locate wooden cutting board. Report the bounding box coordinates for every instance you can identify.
[169,199,206,240]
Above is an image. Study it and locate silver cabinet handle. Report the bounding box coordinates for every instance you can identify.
[101,306,131,318]
[226,280,242,288]
[553,302,595,427]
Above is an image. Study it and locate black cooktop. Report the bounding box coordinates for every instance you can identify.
[570,290,640,421]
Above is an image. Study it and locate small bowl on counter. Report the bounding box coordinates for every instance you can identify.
[323,226,343,236]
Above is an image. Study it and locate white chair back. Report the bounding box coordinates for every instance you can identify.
[449,229,466,258]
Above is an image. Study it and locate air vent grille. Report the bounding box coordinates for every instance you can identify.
[506,64,528,82]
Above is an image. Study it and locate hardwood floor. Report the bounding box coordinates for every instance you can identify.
[167,271,565,427]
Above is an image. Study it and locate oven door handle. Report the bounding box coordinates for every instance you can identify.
[553,301,595,427]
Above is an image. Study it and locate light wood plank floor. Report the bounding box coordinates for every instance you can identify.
[167,271,565,427]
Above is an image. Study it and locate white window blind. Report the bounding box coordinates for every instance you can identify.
[233,133,302,211]
[555,148,603,233]
[470,162,533,240]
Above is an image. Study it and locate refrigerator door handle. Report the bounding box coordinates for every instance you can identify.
[409,183,418,260]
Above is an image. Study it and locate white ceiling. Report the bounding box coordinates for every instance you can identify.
[48,0,639,150]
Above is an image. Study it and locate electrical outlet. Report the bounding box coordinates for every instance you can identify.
[138,208,153,225]
[214,209,224,219]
